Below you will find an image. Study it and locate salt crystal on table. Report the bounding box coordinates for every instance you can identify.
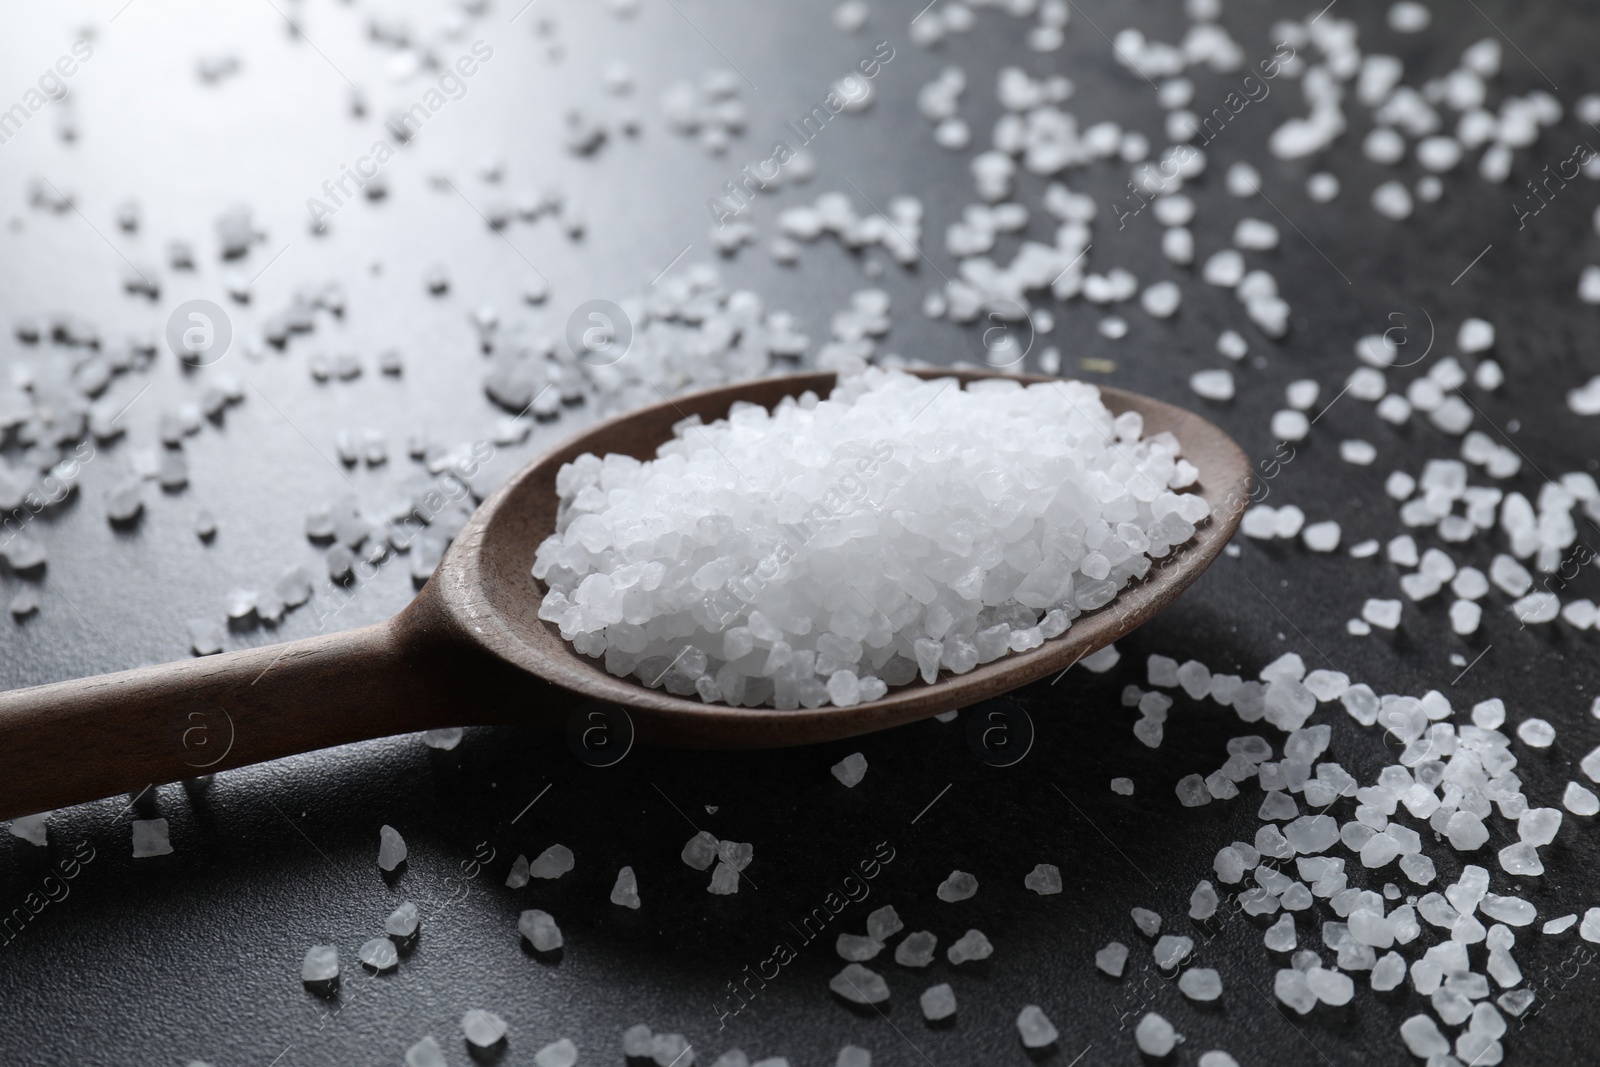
[1015,1005,1058,1048]
[1179,968,1222,1001]
[188,619,224,656]
[1135,1013,1179,1055]
[1517,718,1555,748]
[531,844,575,879]
[829,963,889,1003]
[1544,913,1578,935]
[1131,907,1161,937]
[1274,968,1316,1014]
[132,818,173,858]
[831,752,868,787]
[536,1038,580,1067]
[9,589,40,618]
[682,831,720,870]
[505,855,531,888]
[1111,777,1135,795]
[9,811,48,846]
[708,862,739,894]
[1564,782,1600,815]
[1302,521,1340,552]
[867,904,902,941]
[386,901,420,937]
[1361,599,1402,629]
[895,931,937,967]
[423,728,463,750]
[1189,369,1234,401]
[1264,914,1296,952]
[1025,864,1062,895]
[612,866,641,908]
[301,945,338,983]
[652,1034,693,1067]
[947,929,992,964]
[519,909,563,951]
[1518,808,1562,846]
[463,1010,508,1048]
[835,1046,870,1067]
[837,933,883,961]
[1153,935,1192,970]
[623,1024,654,1058]
[406,1036,447,1067]
[377,825,407,871]
[359,937,398,971]
[1498,842,1544,876]
[920,982,956,1020]
[937,870,977,901]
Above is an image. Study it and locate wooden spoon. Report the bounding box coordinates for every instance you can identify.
[0,369,1249,819]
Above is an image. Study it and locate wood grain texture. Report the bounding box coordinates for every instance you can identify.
[0,370,1248,818]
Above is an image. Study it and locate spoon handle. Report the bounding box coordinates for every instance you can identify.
[0,619,475,821]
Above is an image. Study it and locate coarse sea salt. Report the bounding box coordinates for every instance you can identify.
[534,369,1208,709]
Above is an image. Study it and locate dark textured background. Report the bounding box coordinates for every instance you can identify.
[2,0,1599,1064]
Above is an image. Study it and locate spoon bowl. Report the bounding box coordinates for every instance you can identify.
[0,369,1249,818]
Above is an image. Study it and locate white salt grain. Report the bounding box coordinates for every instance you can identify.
[1016,1005,1058,1047]
[463,1010,508,1048]
[832,752,868,787]
[1190,369,1234,401]
[937,870,978,901]
[1025,863,1063,894]
[1135,1013,1179,1056]
[359,937,398,971]
[301,944,338,983]
[378,825,407,871]
[132,818,173,858]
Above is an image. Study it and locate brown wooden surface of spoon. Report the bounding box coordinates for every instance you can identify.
[0,369,1250,819]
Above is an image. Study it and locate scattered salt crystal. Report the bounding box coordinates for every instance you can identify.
[947,928,993,964]
[1095,940,1128,977]
[463,1010,508,1048]
[1190,369,1234,401]
[1153,934,1193,971]
[359,936,398,971]
[1517,718,1555,748]
[1016,1004,1058,1048]
[829,964,889,1004]
[1111,777,1135,795]
[1131,907,1162,937]
[132,818,173,858]
[423,728,463,750]
[1307,172,1340,202]
[301,944,338,983]
[377,825,407,871]
[1362,599,1402,629]
[682,831,720,870]
[1179,967,1222,1001]
[1135,1012,1180,1055]
[1497,842,1544,877]
[406,1036,447,1067]
[1025,863,1063,895]
[832,752,868,787]
[536,1038,579,1067]
[519,909,563,951]
[920,982,956,1021]
[895,931,937,967]
[938,870,978,901]
[708,862,740,894]
[1176,774,1211,807]
[386,901,420,937]
[531,844,575,879]
[1302,521,1341,552]
[837,933,883,962]
[611,866,641,908]
[1564,782,1600,816]
[1518,807,1562,846]
[1400,1015,1449,1058]
[1225,162,1261,197]
[867,904,903,941]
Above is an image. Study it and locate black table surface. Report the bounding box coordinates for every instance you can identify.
[3,0,1599,1064]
